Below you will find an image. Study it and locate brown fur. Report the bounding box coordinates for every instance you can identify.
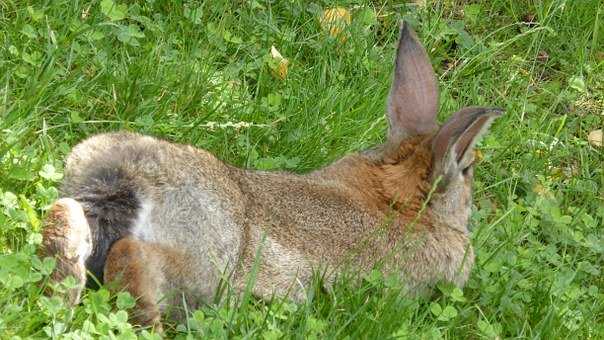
[104,238,164,331]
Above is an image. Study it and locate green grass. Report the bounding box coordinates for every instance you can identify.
[1,0,603,338]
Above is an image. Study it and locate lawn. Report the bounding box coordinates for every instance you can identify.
[1,0,603,338]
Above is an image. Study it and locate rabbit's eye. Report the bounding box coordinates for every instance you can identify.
[462,164,473,176]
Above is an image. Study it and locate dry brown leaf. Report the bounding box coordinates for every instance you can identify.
[269,46,289,80]
[522,13,538,27]
[536,50,549,63]
[320,7,351,42]
[588,129,602,147]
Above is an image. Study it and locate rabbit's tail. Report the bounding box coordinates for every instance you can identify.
[68,165,140,286]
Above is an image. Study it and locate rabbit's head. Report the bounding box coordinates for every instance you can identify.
[366,22,502,234]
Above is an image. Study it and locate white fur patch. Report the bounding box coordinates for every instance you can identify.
[132,199,154,241]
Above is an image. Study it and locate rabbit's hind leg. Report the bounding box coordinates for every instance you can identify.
[39,198,92,305]
[104,237,173,333]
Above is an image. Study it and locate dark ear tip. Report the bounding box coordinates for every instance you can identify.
[399,20,413,39]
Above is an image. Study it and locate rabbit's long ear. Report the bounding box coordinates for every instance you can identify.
[432,106,503,184]
[387,22,439,146]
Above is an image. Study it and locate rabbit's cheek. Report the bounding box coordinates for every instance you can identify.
[431,178,473,234]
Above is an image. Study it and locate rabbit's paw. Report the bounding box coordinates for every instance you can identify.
[40,198,92,304]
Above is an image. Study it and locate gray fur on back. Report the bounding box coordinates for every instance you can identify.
[62,132,245,294]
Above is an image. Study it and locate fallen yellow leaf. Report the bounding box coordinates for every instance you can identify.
[532,183,554,199]
[588,129,602,147]
[474,149,484,163]
[320,7,351,42]
[408,0,427,7]
[269,45,289,80]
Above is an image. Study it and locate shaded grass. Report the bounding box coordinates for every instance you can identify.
[0,0,602,338]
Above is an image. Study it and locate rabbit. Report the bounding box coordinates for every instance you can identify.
[39,22,502,331]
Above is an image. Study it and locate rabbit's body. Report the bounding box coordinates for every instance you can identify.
[40,23,499,331]
[62,131,473,304]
